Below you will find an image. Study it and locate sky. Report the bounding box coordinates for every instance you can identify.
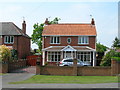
[0,0,119,49]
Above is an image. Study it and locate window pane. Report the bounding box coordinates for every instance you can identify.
[11,36,14,43]
[51,54,54,61]
[85,37,88,43]
[55,55,57,61]
[58,55,60,61]
[5,36,7,42]
[54,37,56,43]
[8,36,10,43]
[79,37,81,43]
[57,37,59,43]
[51,37,53,43]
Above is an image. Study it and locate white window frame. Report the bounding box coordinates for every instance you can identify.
[50,36,60,44]
[77,52,91,62]
[4,36,14,44]
[67,38,71,44]
[78,36,89,44]
[47,52,61,62]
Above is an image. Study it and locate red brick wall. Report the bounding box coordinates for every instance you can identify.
[40,66,73,76]
[8,59,26,72]
[43,36,96,49]
[17,36,31,59]
[77,66,111,76]
[38,66,111,76]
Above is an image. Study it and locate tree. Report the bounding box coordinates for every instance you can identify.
[100,50,120,66]
[96,42,107,53]
[112,37,120,48]
[96,42,108,66]
[31,17,60,54]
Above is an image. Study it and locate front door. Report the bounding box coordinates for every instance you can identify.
[64,52,72,58]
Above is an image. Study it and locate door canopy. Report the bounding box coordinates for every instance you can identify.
[61,45,77,51]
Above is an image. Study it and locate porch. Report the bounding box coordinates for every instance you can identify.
[42,45,96,66]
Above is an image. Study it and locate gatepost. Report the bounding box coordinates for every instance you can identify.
[36,57,41,75]
[111,59,120,76]
[73,58,77,76]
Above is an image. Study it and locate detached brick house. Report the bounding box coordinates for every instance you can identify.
[0,21,31,59]
[42,18,97,66]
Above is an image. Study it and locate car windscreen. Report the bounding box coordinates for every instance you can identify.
[63,59,73,62]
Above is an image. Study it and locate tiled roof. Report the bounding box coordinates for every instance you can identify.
[0,22,30,38]
[43,23,97,36]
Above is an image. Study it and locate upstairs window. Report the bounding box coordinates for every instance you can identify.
[50,36,60,44]
[78,36,89,44]
[4,36,14,44]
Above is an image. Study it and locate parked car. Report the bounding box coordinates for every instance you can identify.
[59,58,83,66]
[83,61,91,66]
[59,58,91,66]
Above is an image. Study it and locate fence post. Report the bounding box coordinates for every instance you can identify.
[73,58,77,76]
[111,59,120,76]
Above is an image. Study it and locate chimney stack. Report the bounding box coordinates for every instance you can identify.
[91,18,95,25]
[22,20,26,34]
[44,18,49,25]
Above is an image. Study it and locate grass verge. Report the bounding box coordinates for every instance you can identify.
[10,75,119,84]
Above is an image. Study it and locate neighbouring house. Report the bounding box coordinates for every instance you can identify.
[42,18,97,66]
[0,21,31,59]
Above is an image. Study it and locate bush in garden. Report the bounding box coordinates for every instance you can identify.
[0,45,11,62]
[100,50,120,66]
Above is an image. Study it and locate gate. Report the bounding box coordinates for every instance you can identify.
[8,55,42,73]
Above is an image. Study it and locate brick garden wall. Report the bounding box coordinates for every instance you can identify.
[8,59,27,72]
[0,62,8,73]
[77,66,111,76]
[38,66,111,76]
[36,59,120,76]
[39,66,73,76]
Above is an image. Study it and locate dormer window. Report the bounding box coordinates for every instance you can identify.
[78,36,89,44]
[50,36,60,44]
[4,36,14,44]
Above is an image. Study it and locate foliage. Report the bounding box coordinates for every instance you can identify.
[0,45,11,61]
[48,17,61,24]
[96,42,107,53]
[11,49,18,60]
[111,57,120,61]
[112,37,120,48]
[31,17,60,54]
[31,23,44,54]
[100,50,120,66]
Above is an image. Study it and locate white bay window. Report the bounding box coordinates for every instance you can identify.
[48,52,61,62]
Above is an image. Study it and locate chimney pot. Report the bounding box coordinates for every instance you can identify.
[22,20,26,34]
[44,18,49,25]
[91,18,95,25]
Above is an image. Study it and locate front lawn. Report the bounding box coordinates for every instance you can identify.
[10,75,119,84]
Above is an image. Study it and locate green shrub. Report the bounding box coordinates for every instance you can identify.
[111,57,120,61]
[0,45,11,62]
[100,50,120,66]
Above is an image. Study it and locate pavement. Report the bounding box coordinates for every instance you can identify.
[1,66,120,89]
